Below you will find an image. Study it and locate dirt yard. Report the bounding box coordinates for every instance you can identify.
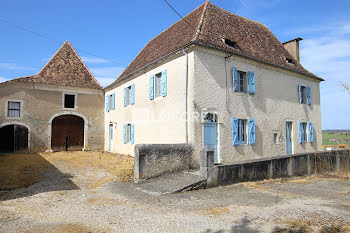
[1,151,350,232]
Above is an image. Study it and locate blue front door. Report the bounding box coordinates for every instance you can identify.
[204,122,218,163]
[286,122,292,155]
[109,124,113,152]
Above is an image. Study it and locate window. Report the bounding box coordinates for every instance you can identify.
[124,84,134,107]
[106,93,115,111]
[64,94,75,108]
[286,57,295,64]
[149,70,167,100]
[238,71,246,93]
[237,119,247,144]
[7,101,21,117]
[233,68,255,94]
[123,123,134,144]
[223,38,238,49]
[298,85,311,105]
[126,86,131,106]
[299,122,308,143]
[300,86,306,104]
[154,73,162,98]
[232,118,255,146]
[273,133,278,144]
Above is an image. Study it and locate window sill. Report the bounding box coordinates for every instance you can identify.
[62,107,77,111]
[5,116,22,120]
[152,96,165,102]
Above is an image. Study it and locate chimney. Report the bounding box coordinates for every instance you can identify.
[282,37,303,64]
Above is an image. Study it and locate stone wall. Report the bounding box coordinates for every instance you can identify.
[134,144,192,180]
[207,150,350,187]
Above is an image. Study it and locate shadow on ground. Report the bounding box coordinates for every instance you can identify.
[0,153,78,201]
[204,217,260,233]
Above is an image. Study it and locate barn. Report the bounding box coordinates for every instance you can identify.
[0,41,104,153]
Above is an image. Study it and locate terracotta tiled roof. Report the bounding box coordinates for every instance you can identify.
[2,41,102,89]
[114,1,321,85]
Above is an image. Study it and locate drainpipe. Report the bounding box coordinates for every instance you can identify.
[183,48,189,144]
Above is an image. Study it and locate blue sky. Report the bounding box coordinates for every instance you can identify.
[1,0,349,129]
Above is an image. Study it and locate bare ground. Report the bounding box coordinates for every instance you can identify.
[1,151,350,233]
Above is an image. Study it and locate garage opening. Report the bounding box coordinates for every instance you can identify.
[0,124,29,153]
[51,115,84,151]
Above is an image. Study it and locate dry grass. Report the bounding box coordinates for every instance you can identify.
[273,219,313,233]
[25,223,104,233]
[205,206,230,216]
[0,151,134,190]
[42,151,134,183]
[0,153,50,190]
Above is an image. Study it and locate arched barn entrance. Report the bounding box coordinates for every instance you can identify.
[51,115,84,151]
[0,124,29,153]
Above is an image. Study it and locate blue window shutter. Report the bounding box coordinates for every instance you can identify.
[248,71,256,94]
[307,86,311,105]
[111,93,115,110]
[309,122,314,143]
[232,118,239,146]
[105,95,110,111]
[298,85,302,103]
[249,118,256,145]
[233,68,238,92]
[131,84,135,105]
[130,124,134,144]
[161,70,167,97]
[123,124,126,144]
[298,122,303,143]
[124,88,127,107]
[149,75,154,100]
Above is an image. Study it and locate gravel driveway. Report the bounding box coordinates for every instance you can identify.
[0,152,350,233]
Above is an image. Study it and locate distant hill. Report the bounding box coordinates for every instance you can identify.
[323,130,350,134]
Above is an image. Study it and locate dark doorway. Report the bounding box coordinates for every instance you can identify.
[51,115,84,151]
[0,124,29,153]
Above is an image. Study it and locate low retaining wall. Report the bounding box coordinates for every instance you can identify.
[207,150,350,187]
[134,144,192,180]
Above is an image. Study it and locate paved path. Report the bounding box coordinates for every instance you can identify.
[134,171,206,195]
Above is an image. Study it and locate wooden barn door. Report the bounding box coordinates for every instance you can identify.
[51,115,84,151]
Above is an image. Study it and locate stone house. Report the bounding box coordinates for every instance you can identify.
[0,41,104,152]
[104,1,323,165]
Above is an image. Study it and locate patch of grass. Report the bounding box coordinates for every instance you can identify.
[25,223,103,233]
[0,153,50,190]
[42,151,134,183]
[273,219,313,233]
[205,206,230,216]
[322,132,350,149]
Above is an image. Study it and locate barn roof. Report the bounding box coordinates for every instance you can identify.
[1,41,102,90]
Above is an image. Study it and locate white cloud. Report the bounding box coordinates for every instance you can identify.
[0,76,9,83]
[89,66,124,87]
[299,22,350,129]
[81,56,110,64]
[0,63,35,71]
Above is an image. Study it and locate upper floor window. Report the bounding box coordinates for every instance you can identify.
[149,69,167,100]
[233,68,255,94]
[238,71,246,93]
[63,93,77,109]
[7,101,21,118]
[106,93,115,111]
[124,84,135,107]
[298,85,311,105]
